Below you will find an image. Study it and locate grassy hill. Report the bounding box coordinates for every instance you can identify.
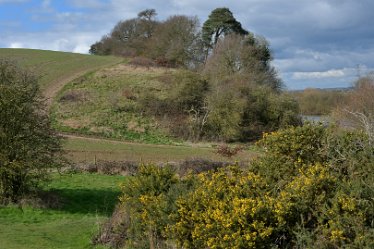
[0,49,179,144]
[0,48,123,101]
[51,64,179,144]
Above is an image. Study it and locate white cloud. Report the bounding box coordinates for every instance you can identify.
[3,31,102,54]
[292,69,345,80]
[73,44,90,54]
[9,42,24,48]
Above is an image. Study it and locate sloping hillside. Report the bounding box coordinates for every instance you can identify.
[0,48,123,105]
[51,63,179,144]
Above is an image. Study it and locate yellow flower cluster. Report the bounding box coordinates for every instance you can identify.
[173,166,276,249]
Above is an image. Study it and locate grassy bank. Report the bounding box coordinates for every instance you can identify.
[0,173,125,249]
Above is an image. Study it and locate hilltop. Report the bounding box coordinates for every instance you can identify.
[0,48,123,105]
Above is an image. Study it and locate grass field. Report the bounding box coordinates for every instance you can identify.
[63,136,256,163]
[0,173,125,249]
[0,48,123,91]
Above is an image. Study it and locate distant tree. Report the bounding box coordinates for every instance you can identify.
[89,35,118,55]
[292,88,347,115]
[0,60,65,202]
[138,9,157,20]
[109,18,148,56]
[90,9,159,56]
[137,8,158,39]
[334,73,374,143]
[202,7,248,48]
[204,34,281,91]
[149,15,203,67]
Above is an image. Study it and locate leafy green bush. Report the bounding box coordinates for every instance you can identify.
[0,60,65,202]
[117,165,192,248]
[258,123,326,165]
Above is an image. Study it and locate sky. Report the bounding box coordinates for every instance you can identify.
[1,0,374,90]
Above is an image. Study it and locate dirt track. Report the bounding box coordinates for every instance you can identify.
[43,68,99,108]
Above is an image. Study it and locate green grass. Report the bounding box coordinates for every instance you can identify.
[0,48,123,91]
[63,136,255,163]
[0,173,125,249]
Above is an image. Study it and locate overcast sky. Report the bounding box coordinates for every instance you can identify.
[1,0,373,89]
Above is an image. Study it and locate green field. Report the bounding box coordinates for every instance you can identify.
[0,48,123,91]
[0,173,125,249]
[63,136,255,163]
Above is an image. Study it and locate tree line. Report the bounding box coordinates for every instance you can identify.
[90,8,248,68]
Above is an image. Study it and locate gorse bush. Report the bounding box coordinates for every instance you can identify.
[173,166,277,249]
[100,124,373,248]
[258,123,326,165]
[118,165,192,249]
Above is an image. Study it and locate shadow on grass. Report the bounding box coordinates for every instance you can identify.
[50,188,121,216]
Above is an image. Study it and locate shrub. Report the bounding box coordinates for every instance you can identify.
[0,60,65,202]
[93,204,130,248]
[333,73,374,144]
[257,123,326,165]
[253,124,374,247]
[215,144,243,158]
[117,164,184,248]
[251,124,326,188]
[173,166,276,249]
[98,125,374,248]
[129,56,156,68]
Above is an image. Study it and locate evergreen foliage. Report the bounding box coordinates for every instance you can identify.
[202,7,248,48]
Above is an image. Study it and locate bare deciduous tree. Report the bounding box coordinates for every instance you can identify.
[333,73,374,144]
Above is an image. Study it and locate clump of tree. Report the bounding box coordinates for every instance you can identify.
[90,9,158,57]
[92,8,301,142]
[0,60,65,202]
[90,9,203,68]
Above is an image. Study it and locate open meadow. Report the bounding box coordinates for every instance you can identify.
[0,48,123,91]
[63,135,256,164]
[0,173,124,249]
